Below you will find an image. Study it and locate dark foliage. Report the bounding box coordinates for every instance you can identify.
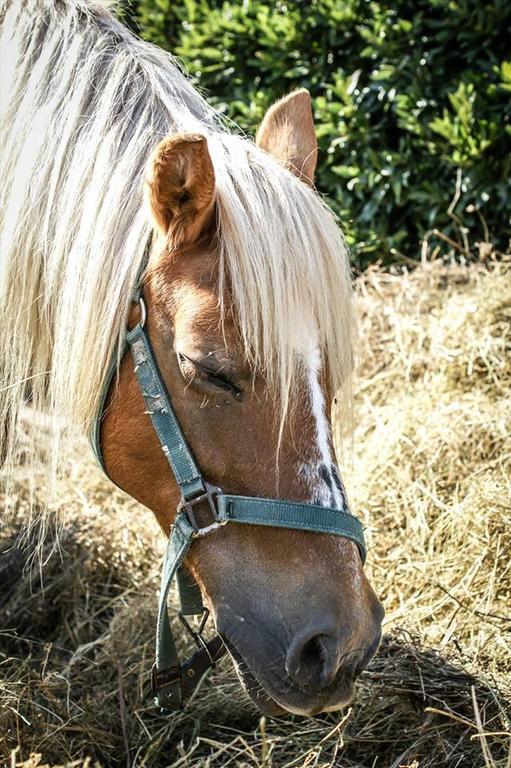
[121,0,511,265]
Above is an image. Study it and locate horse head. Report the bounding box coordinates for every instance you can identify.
[101,90,383,716]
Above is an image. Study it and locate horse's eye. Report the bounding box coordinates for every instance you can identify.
[178,353,242,399]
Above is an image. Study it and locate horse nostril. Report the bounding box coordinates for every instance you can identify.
[286,632,342,690]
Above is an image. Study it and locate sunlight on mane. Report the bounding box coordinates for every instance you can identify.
[0,0,354,510]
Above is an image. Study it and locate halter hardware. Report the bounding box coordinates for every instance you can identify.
[179,609,217,663]
[91,284,367,711]
[138,294,147,328]
[178,483,226,536]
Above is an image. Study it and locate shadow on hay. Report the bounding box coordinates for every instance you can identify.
[0,519,508,768]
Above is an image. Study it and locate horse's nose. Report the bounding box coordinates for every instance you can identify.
[286,630,345,689]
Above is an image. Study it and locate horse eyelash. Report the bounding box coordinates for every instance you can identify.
[178,353,242,398]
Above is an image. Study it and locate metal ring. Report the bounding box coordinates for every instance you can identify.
[139,295,147,328]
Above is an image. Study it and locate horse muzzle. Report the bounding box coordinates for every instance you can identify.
[219,602,383,716]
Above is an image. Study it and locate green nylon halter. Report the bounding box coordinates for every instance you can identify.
[92,294,366,710]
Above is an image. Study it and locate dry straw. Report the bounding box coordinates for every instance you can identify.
[1,258,509,767]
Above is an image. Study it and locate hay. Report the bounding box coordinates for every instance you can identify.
[1,259,510,767]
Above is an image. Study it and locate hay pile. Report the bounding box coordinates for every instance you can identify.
[1,259,510,767]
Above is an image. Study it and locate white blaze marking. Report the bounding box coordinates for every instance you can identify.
[305,346,343,508]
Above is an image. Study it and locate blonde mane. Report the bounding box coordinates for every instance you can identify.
[0,0,353,510]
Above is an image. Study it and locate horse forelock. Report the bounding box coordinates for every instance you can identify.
[0,0,354,508]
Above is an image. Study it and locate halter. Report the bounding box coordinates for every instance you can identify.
[92,288,366,711]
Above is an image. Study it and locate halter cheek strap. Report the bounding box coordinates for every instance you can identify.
[92,295,366,710]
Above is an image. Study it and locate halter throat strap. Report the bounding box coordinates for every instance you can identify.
[97,294,366,710]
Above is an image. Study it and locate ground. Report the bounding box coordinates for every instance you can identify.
[1,259,510,767]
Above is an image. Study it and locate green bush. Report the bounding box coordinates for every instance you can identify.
[124,0,511,265]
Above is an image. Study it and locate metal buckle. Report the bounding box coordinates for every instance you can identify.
[151,661,181,695]
[178,483,225,537]
[179,609,217,666]
[138,295,147,328]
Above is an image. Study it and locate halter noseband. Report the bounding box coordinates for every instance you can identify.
[92,292,366,710]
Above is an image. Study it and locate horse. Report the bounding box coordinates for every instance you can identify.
[0,0,383,716]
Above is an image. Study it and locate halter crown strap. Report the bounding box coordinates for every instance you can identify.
[127,323,206,501]
[94,292,367,710]
[126,321,226,708]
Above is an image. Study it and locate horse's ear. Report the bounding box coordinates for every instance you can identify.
[145,133,215,246]
[256,89,317,186]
